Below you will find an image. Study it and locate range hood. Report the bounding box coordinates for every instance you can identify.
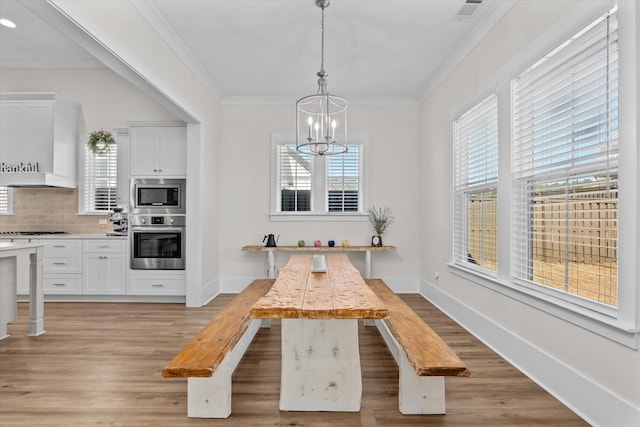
[0,171,77,188]
[0,93,79,189]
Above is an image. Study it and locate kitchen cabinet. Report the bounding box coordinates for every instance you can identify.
[83,240,127,295]
[0,93,79,188]
[129,271,185,296]
[130,125,186,176]
[42,239,82,295]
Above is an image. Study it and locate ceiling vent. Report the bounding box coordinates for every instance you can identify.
[457,0,483,18]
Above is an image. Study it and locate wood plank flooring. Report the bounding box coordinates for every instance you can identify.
[0,295,588,426]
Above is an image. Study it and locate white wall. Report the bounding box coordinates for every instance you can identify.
[0,68,178,133]
[219,103,421,291]
[420,1,640,426]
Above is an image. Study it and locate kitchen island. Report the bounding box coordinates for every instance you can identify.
[0,241,45,339]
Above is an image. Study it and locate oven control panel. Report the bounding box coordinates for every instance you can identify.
[130,215,185,227]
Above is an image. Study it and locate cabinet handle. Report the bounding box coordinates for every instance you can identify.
[53,262,67,265]
[151,284,165,287]
[97,245,110,248]
[53,283,66,286]
[53,245,66,248]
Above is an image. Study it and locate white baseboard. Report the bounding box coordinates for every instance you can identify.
[420,279,640,427]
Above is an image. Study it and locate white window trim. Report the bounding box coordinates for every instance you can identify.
[448,0,639,349]
[270,133,369,221]
[78,132,119,215]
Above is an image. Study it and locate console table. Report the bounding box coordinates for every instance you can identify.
[242,245,396,278]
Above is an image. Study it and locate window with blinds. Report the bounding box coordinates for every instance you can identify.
[82,143,118,212]
[278,144,313,212]
[511,7,618,307]
[0,186,11,214]
[327,144,361,212]
[453,94,498,273]
[273,137,365,215]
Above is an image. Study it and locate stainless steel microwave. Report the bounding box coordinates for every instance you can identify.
[130,178,185,214]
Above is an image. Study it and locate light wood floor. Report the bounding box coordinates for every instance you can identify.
[0,295,587,426]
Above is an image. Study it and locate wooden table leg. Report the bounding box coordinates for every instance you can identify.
[28,247,45,337]
[280,318,361,412]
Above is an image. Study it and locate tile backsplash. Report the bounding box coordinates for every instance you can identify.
[0,188,113,234]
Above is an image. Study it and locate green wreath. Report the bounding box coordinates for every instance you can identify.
[87,129,116,155]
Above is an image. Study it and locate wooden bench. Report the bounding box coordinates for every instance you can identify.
[365,279,471,414]
[162,279,274,418]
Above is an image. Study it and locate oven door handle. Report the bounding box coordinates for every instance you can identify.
[130,226,184,233]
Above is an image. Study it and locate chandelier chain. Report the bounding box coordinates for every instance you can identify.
[320,6,325,73]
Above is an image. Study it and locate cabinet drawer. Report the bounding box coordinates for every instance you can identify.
[44,256,82,274]
[44,275,82,294]
[83,240,126,253]
[44,240,82,256]
[129,275,185,296]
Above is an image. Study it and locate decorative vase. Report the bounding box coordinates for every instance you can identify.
[371,235,383,247]
[328,240,335,247]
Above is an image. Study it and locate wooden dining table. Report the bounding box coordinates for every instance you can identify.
[250,253,389,412]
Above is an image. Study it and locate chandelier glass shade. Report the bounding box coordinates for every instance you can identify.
[296,0,348,156]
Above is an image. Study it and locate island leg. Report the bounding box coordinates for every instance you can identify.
[28,246,45,337]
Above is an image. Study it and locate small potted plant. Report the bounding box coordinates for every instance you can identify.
[87,129,116,155]
[367,205,395,247]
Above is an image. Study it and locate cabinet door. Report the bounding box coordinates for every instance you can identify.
[130,126,186,176]
[83,254,126,295]
[130,127,159,175]
[157,127,186,176]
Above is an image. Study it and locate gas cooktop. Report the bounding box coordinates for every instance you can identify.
[0,231,68,236]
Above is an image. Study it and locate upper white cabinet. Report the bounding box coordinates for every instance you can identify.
[130,125,186,177]
[0,93,79,188]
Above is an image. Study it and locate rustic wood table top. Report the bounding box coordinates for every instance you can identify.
[250,253,389,320]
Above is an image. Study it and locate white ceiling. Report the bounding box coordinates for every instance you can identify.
[0,0,514,103]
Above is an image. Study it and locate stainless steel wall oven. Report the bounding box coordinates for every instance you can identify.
[130,215,185,270]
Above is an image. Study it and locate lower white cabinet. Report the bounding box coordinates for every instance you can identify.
[43,239,82,295]
[129,271,185,296]
[83,240,127,295]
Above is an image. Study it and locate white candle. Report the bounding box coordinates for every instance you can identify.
[307,116,313,140]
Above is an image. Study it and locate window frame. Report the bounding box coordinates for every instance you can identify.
[452,93,499,277]
[79,132,119,214]
[270,133,369,221]
[448,2,639,349]
[0,186,13,215]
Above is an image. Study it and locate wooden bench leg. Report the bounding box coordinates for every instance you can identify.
[398,356,446,414]
[373,319,447,415]
[186,318,263,418]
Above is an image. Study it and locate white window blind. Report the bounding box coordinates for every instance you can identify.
[0,186,11,214]
[453,94,498,272]
[512,7,618,307]
[278,144,313,212]
[83,143,118,212]
[327,144,361,212]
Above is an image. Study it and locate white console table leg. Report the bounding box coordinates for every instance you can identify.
[364,250,371,278]
[267,251,276,278]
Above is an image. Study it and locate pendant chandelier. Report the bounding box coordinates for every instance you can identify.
[296,0,348,156]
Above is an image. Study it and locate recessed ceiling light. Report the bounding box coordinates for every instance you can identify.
[0,18,17,28]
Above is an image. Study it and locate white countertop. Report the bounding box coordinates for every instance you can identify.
[0,234,127,240]
[0,241,45,252]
